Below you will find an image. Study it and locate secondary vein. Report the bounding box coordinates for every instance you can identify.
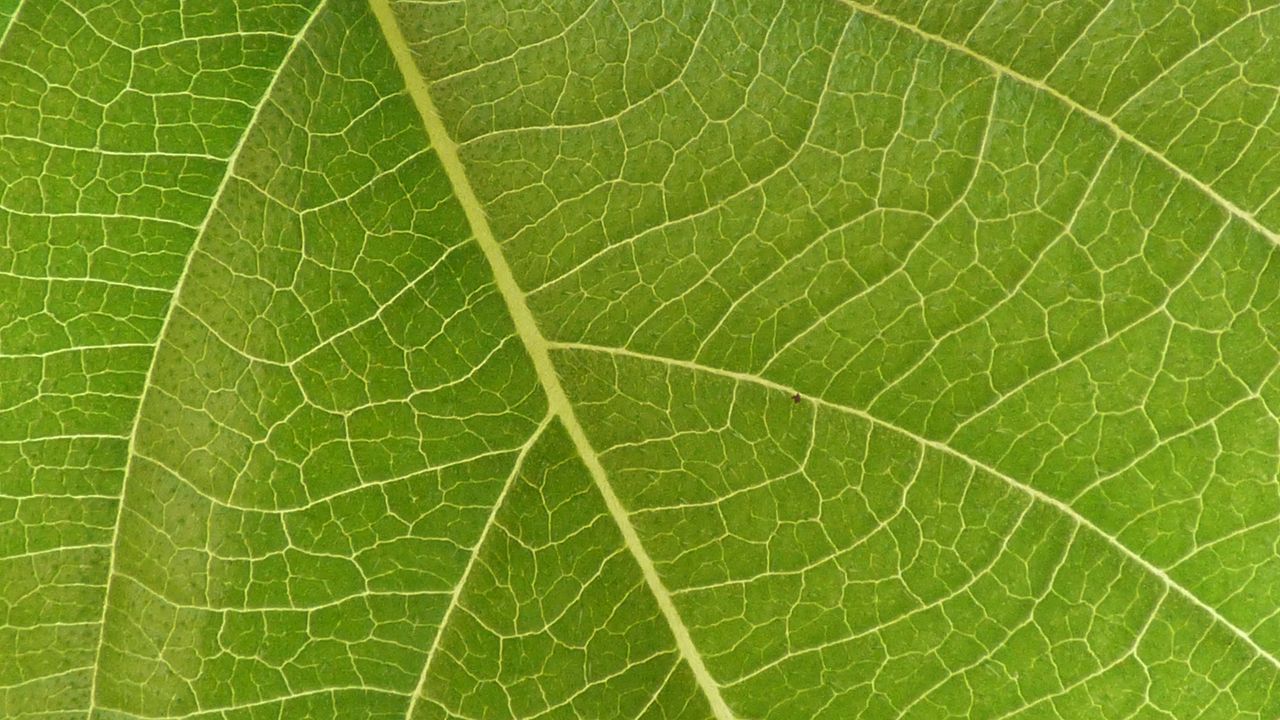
[550,338,1280,672]
[402,411,554,720]
[85,1,332,713]
[836,0,1280,248]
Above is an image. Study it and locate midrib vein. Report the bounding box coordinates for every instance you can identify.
[366,2,739,719]
[85,1,329,713]
[551,339,1280,672]
[836,0,1280,248]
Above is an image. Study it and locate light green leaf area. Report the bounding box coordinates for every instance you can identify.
[2,0,1279,718]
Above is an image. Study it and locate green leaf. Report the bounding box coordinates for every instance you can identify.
[2,0,1279,718]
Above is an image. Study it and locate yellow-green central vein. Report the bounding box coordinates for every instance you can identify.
[365,1,739,718]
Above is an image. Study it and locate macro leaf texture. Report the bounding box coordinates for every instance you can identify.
[2,0,1280,718]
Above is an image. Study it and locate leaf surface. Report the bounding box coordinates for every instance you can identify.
[2,0,1280,718]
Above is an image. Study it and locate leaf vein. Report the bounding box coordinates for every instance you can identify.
[836,0,1280,246]
[551,338,1280,671]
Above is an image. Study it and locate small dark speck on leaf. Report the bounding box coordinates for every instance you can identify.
[792,393,802,404]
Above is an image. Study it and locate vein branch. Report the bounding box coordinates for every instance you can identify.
[402,411,554,719]
[835,0,1280,248]
[85,2,331,712]
[550,339,1280,672]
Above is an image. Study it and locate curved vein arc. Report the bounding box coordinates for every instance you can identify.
[835,0,1280,248]
[83,2,331,713]
[548,339,1280,672]
[366,2,739,718]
